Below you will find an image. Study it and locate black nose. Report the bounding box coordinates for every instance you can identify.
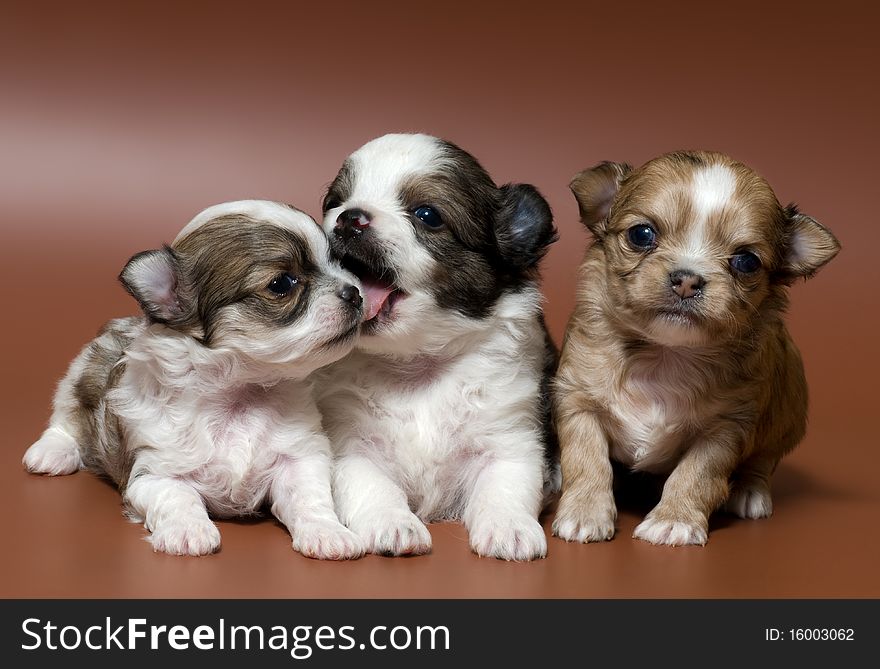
[670,269,705,299]
[334,208,372,240]
[336,284,362,308]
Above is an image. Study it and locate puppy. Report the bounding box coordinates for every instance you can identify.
[315,133,558,561]
[23,200,365,559]
[552,152,840,546]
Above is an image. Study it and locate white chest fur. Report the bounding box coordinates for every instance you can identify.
[112,361,312,517]
[317,317,546,521]
[605,347,717,473]
[194,389,275,509]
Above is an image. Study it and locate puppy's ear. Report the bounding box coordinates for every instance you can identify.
[496,184,558,271]
[780,205,840,279]
[570,162,632,237]
[119,246,192,324]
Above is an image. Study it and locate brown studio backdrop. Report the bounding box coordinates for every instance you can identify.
[0,1,877,597]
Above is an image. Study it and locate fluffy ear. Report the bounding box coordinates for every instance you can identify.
[119,246,191,323]
[780,205,841,279]
[496,183,558,271]
[569,161,632,237]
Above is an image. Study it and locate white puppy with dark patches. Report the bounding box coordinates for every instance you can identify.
[23,200,365,559]
[315,134,559,561]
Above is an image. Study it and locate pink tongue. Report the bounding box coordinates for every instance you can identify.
[361,278,394,321]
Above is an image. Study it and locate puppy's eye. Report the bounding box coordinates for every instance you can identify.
[267,273,298,296]
[627,224,657,249]
[730,251,762,274]
[414,205,444,228]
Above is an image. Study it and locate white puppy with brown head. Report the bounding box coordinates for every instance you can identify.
[23,200,365,559]
[315,133,559,561]
[553,152,840,546]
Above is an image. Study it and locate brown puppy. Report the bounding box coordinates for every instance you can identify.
[552,152,840,546]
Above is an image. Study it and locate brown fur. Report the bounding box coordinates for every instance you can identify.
[65,214,334,491]
[68,317,139,488]
[160,216,319,344]
[553,151,840,546]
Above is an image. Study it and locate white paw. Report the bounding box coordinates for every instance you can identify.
[149,517,221,556]
[469,514,547,561]
[293,519,365,560]
[633,515,707,546]
[726,483,773,519]
[23,428,82,476]
[552,502,617,543]
[351,511,432,556]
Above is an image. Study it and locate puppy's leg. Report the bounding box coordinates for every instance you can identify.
[725,451,778,519]
[464,456,547,561]
[270,452,364,561]
[725,354,804,521]
[634,427,739,546]
[23,425,83,476]
[125,474,220,556]
[552,406,616,542]
[334,454,431,557]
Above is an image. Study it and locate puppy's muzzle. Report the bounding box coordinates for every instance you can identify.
[335,208,372,240]
[336,283,363,309]
[670,269,705,300]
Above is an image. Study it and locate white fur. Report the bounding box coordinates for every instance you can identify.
[641,163,738,347]
[316,290,549,561]
[606,347,720,474]
[23,426,82,475]
[726,481,773,519]
[672,163,738,272]
[324,134,442,346]
[318,136,550,560]
[690,163,736,222]
[633,516,707,546]
[174,200,323,244]
[24,202,363,559]
[114,337,362,558]
[676,219,711,271]
[323,134,479,357]
[212,282,359,376]
[553,504,616,543]
[346,133,448,206]
[25,321,136,476]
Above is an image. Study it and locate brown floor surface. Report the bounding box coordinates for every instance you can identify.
[1,1,879,598]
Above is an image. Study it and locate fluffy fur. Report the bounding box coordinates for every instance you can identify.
[315,133,559,561]
[553,152,840,546]
[23,200,366,559]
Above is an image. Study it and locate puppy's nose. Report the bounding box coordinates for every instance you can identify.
[336,284,362,308]
[670,269,705,299]
[334,208,372,240]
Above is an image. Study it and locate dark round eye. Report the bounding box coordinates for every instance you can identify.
[627,224,657,249]
[414,205,443,228]
[267,273,298,296]
[730,251,762,274]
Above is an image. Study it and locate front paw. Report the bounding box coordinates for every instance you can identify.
[149,517,221,556]
[725,481,773,519]
[552,496,617,543]
[293,519,365,560]
[469,514,547,561]
[633,509,708,547]
[351,511,432,557]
